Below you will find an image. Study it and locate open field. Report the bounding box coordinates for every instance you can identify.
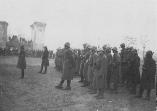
[0,56,155,111]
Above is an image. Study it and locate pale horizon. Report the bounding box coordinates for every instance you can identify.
[0,0,157,51]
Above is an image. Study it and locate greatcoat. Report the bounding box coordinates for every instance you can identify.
[17,50,26,69]
[87,53,95,83]
[140,57,156,89]
[42,50,49,66]
[95,53,108,89]
[110,53,121,88]
[62,48,75,80]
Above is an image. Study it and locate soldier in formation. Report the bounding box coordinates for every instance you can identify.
[55,48,63,72]
[53,42,156,100]
[75,43,155,100]
[136,50,156,100]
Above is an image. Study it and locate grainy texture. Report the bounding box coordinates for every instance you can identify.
[0,57,155,111]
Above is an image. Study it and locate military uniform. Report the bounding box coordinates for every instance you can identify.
[55,42,75,90]
[39,47,49,74]
[94,51,108,98]
[55,49,63,71]
[17,46,26,79]
[106,50,112,89]
[79,53,85,82]
[110,48,120,92]
[120,46,128,84]
[138,51,156,99]
[61,48,75,80]
[75,51,81,75]
[82,50,91,86]
[129,51,140,94]
[87,47,97,88]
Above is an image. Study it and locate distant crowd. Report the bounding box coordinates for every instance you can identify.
[0,47,18,56]
[0,47,54,58]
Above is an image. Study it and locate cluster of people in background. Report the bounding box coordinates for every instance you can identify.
[0,46,54,58]
[0,47,18,56]
[55,42,156,100]
[31,50,54,58]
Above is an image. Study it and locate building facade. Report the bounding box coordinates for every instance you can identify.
[30,22,46,50]
[0,21,8,48]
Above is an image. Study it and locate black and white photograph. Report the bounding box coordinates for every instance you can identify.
[0,0,156,111]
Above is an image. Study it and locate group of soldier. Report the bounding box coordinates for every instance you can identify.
[0,46,54,59]
[0,47,18,56]
[55,42,156,100]
[17,46,50,78]
[31,50,54,58]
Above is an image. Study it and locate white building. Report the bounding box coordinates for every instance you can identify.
[30,22,46,50]
[0,21,8,48]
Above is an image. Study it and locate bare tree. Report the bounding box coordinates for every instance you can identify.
[140,35,149,60]
[124,36,137,47]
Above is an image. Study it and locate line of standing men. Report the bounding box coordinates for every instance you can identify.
[77,44,121,99]
[54,42,156,100]
[76,43,156,100]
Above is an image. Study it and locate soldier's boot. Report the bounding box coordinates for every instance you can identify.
[89,89,97,94]
[55,80,64,89]
[38,65,43,73]
[112,83,118,94]
[81,81,89,87]
[64,86,71,90]
[144,89,151,100]
[21,69,24,79]
[43,66,47,74]
[78,76,84,82]
[135,86,143,98]
[78,80,83,83]
[130,85,136,95]
[87,83,93,90]
[96,94,104,99]
[64,80,71,90]
[95,89,104,99]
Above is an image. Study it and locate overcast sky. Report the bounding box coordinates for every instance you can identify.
[0,0,157,51]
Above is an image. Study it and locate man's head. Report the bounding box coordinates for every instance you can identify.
[91,46,97,53]
[112,47,118,54]
[64,42,70,48]
[102,44,107,51]
[43,46,47,51]
[120,43,125,48]
[146,50,154,58]
[106,47,111,53]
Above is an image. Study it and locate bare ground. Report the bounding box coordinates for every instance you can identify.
[0,57,155,111]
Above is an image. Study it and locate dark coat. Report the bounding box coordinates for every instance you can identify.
[83,51,91,81]
[140,57,156,89]
[129,54,140,85]
[87,53,96,83]
[110,53,121,85]
[94,54,108,89]
[17,50,26,69]
[75,53,81,74]
[62,48,75,80]
[42,50,49,66]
